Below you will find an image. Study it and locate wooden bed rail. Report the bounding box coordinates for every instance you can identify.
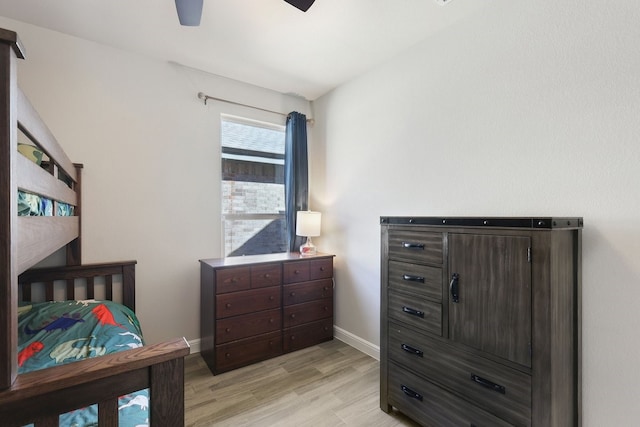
[0,337,190,427]
[18,261,137,311]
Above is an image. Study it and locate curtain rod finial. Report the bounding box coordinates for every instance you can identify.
[197,92,208,105]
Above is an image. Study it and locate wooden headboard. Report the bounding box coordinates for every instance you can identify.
[18,260,137,311]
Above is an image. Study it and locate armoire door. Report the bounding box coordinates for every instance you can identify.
[448,233,532,367]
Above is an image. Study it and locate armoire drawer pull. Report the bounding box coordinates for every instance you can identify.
[470,374,506,394]
[402,242,425,250]
[402,306,424,318]
[401,343,424,357]
[402,274,425,283]
[401,385,423,401]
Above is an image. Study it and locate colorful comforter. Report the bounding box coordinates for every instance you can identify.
[18,300,149,427]
[18,191,74,217]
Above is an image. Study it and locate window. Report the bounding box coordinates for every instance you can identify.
[221,115,287,257]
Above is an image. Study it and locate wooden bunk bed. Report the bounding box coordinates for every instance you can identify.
[0,28,190,426]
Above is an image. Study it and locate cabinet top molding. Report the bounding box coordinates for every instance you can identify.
[380,217,583,229]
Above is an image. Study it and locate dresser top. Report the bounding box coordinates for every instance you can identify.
[380,216,583,229]
[200,252,334,268]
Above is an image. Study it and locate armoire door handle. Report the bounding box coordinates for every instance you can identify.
[450,273,460,303]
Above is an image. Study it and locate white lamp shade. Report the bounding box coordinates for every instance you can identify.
[296,211,321,237]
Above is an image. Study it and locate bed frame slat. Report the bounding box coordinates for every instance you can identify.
[44,281,53,302]
[17,216,79,274]
[34,416,57,427]
[105,276,113,301]
[21,284,31,302]
[87,276,95,299]
[66,279,74,300]
[98,398,118,427]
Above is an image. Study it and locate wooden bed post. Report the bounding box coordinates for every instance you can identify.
[0,28,25,391]
[66,163,83,266]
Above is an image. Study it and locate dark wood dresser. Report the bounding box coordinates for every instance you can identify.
[200,252,334,374]
[380,217,583,427]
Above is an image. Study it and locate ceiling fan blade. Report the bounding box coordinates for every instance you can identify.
[175,0,203,26]
[284,0,316,12]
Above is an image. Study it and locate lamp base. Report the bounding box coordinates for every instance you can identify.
[299,237,317,257]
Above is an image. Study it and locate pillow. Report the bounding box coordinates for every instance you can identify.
[17,143,44,165]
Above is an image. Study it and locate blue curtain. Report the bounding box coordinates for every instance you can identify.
[285,111,309,252]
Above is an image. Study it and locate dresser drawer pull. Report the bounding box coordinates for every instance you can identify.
[402,306,424,318]
[402,274,425,283]
[401,385,423,401]
[401,343,424,357]
[470,374,506,395]
[402,242,425,250]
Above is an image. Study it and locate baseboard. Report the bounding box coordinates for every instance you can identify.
[187,328,379,361]
[187,337,201,354]
[334,326,380,361]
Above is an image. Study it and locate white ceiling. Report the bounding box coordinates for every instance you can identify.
[0,0,490,100]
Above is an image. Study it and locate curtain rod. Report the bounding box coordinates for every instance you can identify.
[197,92,314,125]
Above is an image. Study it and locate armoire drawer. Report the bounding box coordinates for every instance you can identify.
[283,278,333,305]
[388,362,514,427]
[388,322,531,426]
[284,318,333,352]
[387,230,443,265]
[215,286,281,319]
[388,260,442,301]
[215,331,282,373]
[283,298,333,328]
[388,290,441,336]
[215,308,281,344]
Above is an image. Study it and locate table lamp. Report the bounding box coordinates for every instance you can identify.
[296,211,321,257]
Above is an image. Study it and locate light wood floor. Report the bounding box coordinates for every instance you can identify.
[184,339,420,426]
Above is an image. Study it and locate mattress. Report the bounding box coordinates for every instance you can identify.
[18,300,149,427]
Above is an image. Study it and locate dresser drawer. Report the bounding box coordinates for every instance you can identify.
[388,260,442,302]
[215,331,282,373]
[388,322,531,426]
[388,362,514,427]
[216,286,281,319]
[283,261,310,283]
[387,230,443,265]
[284,318,333,352]
[283,297,333,327]
[216,308,281,344]
[309,258,333,280]
[251,263,281,288]
[216,267,251,294]
[283,278,333,306]
[388,290,441,336]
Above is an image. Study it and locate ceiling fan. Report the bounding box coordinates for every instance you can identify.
[175,0,316,26]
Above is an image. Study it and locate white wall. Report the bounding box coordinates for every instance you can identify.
[312,1,640,425]
[0,17,310,346]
